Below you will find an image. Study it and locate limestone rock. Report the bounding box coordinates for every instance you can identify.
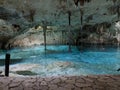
[1,0,119,25]
[0,0,120,47]
[6,27,44,48]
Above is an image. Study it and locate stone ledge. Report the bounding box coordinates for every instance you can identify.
[0,75,119,90]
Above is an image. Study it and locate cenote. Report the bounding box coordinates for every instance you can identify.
[0,45,120,77]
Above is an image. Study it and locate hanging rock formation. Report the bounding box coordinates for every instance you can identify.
[0,0,120,48]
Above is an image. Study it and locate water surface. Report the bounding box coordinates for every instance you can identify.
[0,45,120,76]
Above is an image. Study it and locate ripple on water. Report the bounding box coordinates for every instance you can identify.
[0,45,120,76]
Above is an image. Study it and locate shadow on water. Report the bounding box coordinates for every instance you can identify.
[0,59,23,66]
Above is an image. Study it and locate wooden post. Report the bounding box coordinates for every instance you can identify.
[5,53,10,77]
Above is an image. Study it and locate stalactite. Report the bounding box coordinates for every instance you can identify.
[73,0,91,6]
[117,5,120,19]
[59,0,67,10]
[68,10,71,25]
[29,9,36,22]
[85,0,91,3]
[80,8,84,25]
[80,0,85,6]
[73,0,84,6]
[67,10,72,52]
[59,0,67,5]
[42,21,47,51]
[74,0,79,6]
[112,0,117,5]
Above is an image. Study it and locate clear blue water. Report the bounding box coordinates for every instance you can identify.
[0,45,120,76]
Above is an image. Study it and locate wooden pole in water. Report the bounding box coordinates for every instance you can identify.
[5,53,10,77]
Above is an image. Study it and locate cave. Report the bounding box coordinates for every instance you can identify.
[0,0,120,90]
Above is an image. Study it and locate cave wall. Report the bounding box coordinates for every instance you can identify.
[1,0,119,26]
[0,0,120,48]
[6,27,79,48]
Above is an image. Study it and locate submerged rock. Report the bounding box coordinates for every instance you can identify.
[46,61,75,71]
[16,70,37,76]
[10,64,41,72]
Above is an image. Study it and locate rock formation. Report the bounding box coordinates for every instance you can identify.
[0,0,120,48]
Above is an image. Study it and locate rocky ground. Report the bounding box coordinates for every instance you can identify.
[0,75,120,90]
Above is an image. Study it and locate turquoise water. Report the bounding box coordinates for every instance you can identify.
[0,45,120,76]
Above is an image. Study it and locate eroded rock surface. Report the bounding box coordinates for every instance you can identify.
[0,0,120,47]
